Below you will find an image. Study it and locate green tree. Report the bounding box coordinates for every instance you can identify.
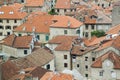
[91,30,105,37]
[48,8,58,15]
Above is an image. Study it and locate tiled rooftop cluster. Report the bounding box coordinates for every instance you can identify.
[0,0,120,80]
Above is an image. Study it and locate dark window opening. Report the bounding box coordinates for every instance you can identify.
[64,63,68,67]
[24,50,27,54]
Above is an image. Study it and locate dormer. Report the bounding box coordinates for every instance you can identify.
[9,11,14,14]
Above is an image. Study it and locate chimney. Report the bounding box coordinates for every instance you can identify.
[68,20,71,28]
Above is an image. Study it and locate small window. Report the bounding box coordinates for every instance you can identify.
[18,34,22,36]
[91,25,95,29]
[57,9,59,12]
[64,55,67,59]
[36,35,40,40]
[85,57,88,61]
[64,30,67,34]
[85,74,88,77]
[14,20,17,23]
[6,26,11,29]
[13,26,17,29]
[64,9,66,12]
[77,64,79,68]
[24,50,27,54]
[7,20,9,23]
[46,35,49,41]
[7,32,10,35]
[0,19,3,23]
[85,25,88,29]
[64,63,68,67]
[0,32,2,36]
[99,72,103,76]
[76,30,80,34]
[71,9,73,12]
[85,32,88,37]
[0,26,3,29]
[92,57,95,61]
[85,65,88,70]
[46,64,50,70]
[72,55,76,59]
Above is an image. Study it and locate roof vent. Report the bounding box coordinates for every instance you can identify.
[9,11,14,14]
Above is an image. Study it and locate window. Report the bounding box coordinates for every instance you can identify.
[85,32,88,37]
[71,9,73,12]
[24,50,27,54]
[85,65,88,70]
[64,9,66,12]
[102,4,104,8]
[14,20,17,23]
[0,19,3,23]
[64,55,67,59]
[36,35,40,40]
[85,25,88,29]
[72,55,76,59]
[0,26,3,29]
[18,34,21,36]
[6,26,11,29]
[7,20,9,23]
[85,57,88,61]
[77,64,79,68]
[46,64,50,70]
[13,26,17,29]
[64,30,67,34]
[85,74,88,77]
[57,9,59,12]
[92,57,95,61]
[7,32,10,35]
[91,25,95,29]
[21,0,24,3]
[64,63,68,67]
[0,32,2,36]
[99,71,103,76]
[76,30,80,34]
[46,35,49,41]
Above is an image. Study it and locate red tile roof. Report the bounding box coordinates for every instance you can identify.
[50,15,83,29]
[3,34,33,49]
[14,13,53,33]
[91,51,120,69]
[106,24,120,34]
[0,4,27,19]
[41,72,73,80]
[2,60,19,80]
[48,35,78,51]
[25,0,44,7]
[55,0,71,9]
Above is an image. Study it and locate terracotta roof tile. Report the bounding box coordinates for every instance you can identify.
[106,24,120,34]
[41,72,73,80]
[14,13,53,33]
[48,35,78,51]
[55,0,71,9]
[3,34,33,49]
[25,0,44,7]
[91,51,120,69]
[50,15,83,28]
[0,4,27,19]
[13,48,54,69]
[2,60,19,80]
